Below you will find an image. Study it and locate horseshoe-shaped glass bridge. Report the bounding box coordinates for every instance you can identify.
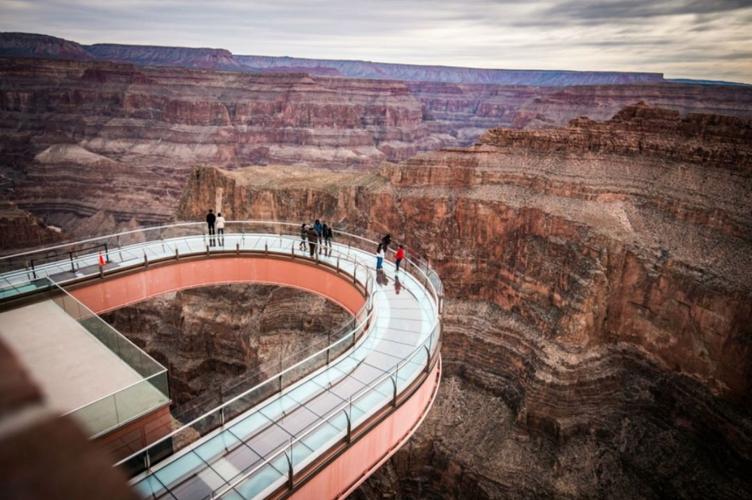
[0,221,443,499]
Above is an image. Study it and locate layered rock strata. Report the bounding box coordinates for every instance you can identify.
[176,105,752,498]
[0,57,456,239]
[2,51,752,248]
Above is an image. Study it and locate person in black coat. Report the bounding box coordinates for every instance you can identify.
[381,233,392,252]
[206,209,216,235]
[307,226,319,257]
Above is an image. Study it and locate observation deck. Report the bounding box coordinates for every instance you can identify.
[0,221,443,499]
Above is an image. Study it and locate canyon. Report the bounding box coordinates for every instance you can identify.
[1,31,751,499]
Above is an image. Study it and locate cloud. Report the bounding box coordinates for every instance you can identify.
[545,0,752,22]
[0,0,750,82]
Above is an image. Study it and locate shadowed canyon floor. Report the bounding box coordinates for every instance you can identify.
[101,284,351,420]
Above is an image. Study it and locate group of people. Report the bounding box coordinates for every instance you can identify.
[375,233,405,273]
[300,219,333,257]
[203,211,406,286]
[205,209,226,246]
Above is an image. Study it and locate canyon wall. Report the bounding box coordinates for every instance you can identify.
[2,36,752,250]
[102,284,350,420]
[0,56,452,242]
[177,105,752,498]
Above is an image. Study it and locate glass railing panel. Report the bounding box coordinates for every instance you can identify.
[350,377,393,428]
[233,458,286,500]
[280,350,327,391]
[111,372,170,423]
[396,350,428,393]
[71,393,120,436]
[228,410,274,441]
[298,411,347,458]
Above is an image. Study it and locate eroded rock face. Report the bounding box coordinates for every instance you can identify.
[101,284,351,418]
[2,53,752,247]
[0,57,452,239]
[176,105,752,498]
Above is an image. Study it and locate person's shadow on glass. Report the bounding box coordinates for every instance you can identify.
[376,269,388,287]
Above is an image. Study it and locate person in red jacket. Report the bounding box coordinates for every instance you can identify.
[395,244,405,273]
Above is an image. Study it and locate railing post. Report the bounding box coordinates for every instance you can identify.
[206,244,210,255]
[69,251,75,273]
[113,393,121,423]
[265,242,268,255]
[343,409,352,443]
[144,449,151,471]
[391,374,398,407]
[143,252,149,268]
[336,256,340,273]
[424,345,431,373]
[220,407,225,426]
[285,446,294,489]
[175,248,179,260]
[104,243,110,263]
[236,242,240,255]
[30,259,37,280]
[326,346,330,365]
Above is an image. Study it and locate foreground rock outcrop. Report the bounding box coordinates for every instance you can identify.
[0,341,138,499]
[176,104,752,498]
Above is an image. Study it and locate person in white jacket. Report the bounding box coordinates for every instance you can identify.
[216,212,226,245]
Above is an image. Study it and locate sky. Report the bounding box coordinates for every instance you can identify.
[1,0,751,83]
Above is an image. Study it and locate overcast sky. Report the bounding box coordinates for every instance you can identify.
[2,0,751,82]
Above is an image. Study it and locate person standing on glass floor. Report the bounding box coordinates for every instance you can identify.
[395,244,405,273]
